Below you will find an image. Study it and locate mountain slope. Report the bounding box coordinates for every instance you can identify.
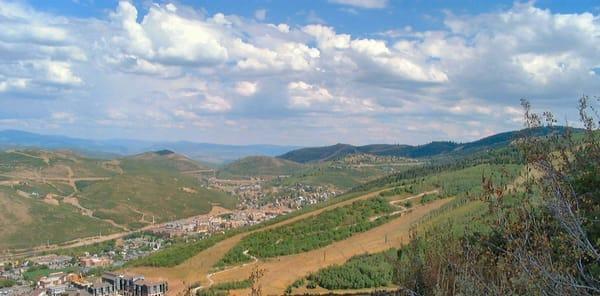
[219,156,303,177]
[278,127,575,163]
[0,149,236,249]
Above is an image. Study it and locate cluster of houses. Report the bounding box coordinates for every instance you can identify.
[271,183,339,209]
[32,272,167,296]
[151,206,289,238]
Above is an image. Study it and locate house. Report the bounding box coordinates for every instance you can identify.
[37,272,67,289]
[30,255,73,269]
[79,256,112,267]
[101,272,167,296]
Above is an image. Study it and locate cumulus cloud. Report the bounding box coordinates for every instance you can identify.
[288,81,333,108]
[0,1,598,145]
[109,1,229,66]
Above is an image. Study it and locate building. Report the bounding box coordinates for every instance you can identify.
[79,256,112,267]
[30,255,73,269]
[37,272,67,289]
[46,284,68,296]
[101,272,167,296]
[86,282,116,296]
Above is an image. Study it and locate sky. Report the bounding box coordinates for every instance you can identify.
[0,0,599,146]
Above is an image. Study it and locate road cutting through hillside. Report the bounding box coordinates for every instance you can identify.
[124,189,444,296]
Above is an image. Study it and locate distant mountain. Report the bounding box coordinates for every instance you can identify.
[0,130,299,164]
[219,156,304,177]
[278,127,576,163]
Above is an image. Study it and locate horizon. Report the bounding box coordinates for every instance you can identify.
[0,0,598,146]
[0,125,551,148]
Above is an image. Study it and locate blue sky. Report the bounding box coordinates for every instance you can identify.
[0,0,599,145]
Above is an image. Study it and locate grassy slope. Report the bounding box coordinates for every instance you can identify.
[270,162,410,191]
[77,156,237,228]
[218,156,303,178]
[0,149,237,249]
[0,187,119,249]
[282,163,523,293]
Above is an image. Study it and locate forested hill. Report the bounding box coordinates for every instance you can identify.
[278,127,575,163]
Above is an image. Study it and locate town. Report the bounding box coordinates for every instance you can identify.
[0,177,340,296]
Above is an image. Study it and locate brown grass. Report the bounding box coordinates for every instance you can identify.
[215,199,450,296]
[124,190,448,296]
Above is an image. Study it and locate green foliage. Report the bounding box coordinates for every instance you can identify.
[126,233,229,267]
[378,187,406,197]
[308,249,396,290]
[127,189,380,267]
[0,186,120,249]
[23,265,78,282]
[217,197,395,267]
[419,193,439,204]
[0,279,16,288]
[77,167,236,228]
[393,99,600,295]
[211,279,252,290]
[53,240,116,257]
[218,156,303,178]
[0,151,47,172]
[197,280,252,296]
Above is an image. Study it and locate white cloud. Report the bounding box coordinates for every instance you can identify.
[0,1,598,145]
[198,95,232,112]
[303,25,350,49]
[38,61,82,85]
[288,81,333,108]
[235,81,258,96]
[0,78,28,93]
[329,0,388,9]
[110,2,228,66]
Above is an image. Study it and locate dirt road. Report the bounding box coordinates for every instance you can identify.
[211,199,450,295]
[125,190,445,296]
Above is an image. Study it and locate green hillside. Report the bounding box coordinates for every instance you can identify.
[278,127,577,163]
[218,156,303,178]
[0,149,236,249]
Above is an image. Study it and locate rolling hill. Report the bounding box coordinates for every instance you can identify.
[218,156,303,178]
[0,149,236,249]
[278,127,574,163]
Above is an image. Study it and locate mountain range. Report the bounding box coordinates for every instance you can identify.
[0,127,574,165]
[277,127,573,163]
[0,130,299,164]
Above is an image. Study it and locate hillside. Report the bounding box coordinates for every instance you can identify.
[0,149,236,249]
[278,127,574,163]
[218,156,303,178]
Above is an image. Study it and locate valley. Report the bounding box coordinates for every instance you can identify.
[0,125,596,296]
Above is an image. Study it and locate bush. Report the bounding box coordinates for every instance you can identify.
[308,250,395,290]
[0,279,16,288]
